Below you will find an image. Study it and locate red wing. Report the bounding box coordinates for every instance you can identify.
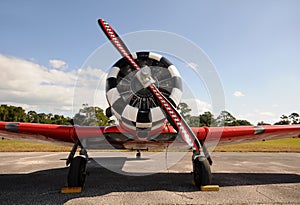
[1,122,300,148]
[0,122,176,150]
[0,122,106,144]
[0,122,75,143]
[198,125,300,146]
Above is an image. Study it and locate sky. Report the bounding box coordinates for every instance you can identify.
[0,0,299,125]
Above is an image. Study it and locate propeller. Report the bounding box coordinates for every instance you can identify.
[98,19,211,163]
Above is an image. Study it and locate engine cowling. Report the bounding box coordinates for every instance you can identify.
[106,51,182,134]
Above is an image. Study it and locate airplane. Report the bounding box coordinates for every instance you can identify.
[0,18,299,189]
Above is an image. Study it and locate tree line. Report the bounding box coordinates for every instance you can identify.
[73,104,115,126]
[178,102,300,126]
[273,113,300,125]
[0,104,115,126]
[178,103,252,127]
[0,103,299,126]
[0,104,73,125]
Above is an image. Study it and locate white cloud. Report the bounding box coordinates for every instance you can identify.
[233,91,245,97]
[0,54,77,115]
[73,66,108,113]
[238,111,279,125]
[182,98,212,116]
[258,114,278,125]
[259,112,275,117]
[49,59,68,70]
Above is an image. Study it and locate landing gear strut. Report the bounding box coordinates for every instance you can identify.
[66,140,88,187]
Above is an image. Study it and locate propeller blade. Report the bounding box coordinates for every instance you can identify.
[98,19,139,70]
[98,19,209,158]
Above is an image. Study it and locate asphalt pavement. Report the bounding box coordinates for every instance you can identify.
[0,152,299,205]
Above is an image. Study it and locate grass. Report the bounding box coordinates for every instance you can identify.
[0,137,299,152]
[0,139,72,152]
[214,137,300,152]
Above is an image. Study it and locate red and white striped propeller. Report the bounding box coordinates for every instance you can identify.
[98,19,211,163]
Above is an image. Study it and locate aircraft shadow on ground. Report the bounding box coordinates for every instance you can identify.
[0,158,299,204]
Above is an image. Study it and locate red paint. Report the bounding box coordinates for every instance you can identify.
[1,121,300,148]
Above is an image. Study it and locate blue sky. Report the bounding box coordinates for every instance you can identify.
[0,0,299,124]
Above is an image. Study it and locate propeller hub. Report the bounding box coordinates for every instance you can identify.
[137,66,155,87]
[131,66,157,98]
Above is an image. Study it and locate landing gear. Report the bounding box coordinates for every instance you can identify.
[136,150,141,158]
[67,156,87,187]
[66,140,88,188]
[192,151,212,187]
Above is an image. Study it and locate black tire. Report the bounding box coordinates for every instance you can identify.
[136,152,141,158]
[193,156,212,187]
[67,156,87,187]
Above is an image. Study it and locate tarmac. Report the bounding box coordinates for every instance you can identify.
[0,152,299,205]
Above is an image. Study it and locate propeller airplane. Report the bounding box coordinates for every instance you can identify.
[1,19,299,190]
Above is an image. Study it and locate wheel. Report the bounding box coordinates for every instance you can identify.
[193,156,212,187]
[67,156,87,187]
[136,151,141,158]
